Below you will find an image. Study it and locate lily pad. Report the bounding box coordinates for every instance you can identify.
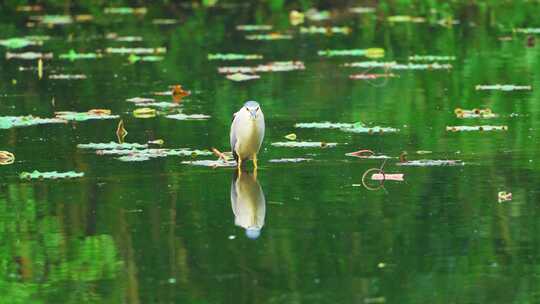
[409,55,456,61]
[349,7,375,14]
[181,159,237,167]
[349,73,397,80]
[106,47,166,55]
[295,122,355,129]
[0,37,41,49]
[152,19,180,25]
[133,108,157,118]
[166,113,211,120]
[126,97,156,103]
[446,125,508,132]
[475,84,532,91]
[218,61,305,74]
[32,15,73,25]
[341,124,400,134]
[236,25,273,31]
[208,53,263,60]
[104,7,147,15]
[226,73,260,82]
[318,48,384,58]
[388,15,426,23]
[390,63,452,70]
[77,142,148,149]
[98,148,212,161]
[59,50,101,61]
[0,115,66,129]
[300,26,351,35]
[55,110,118,121]
[20,170,84,180]
[397,160,463,166]
[513,28,540,34]
[49,74,87,80]
[271,141,337,148]
[0,151,15,165]
[454,108,497,119]
[6,52,53,60]
[344,61,397,68]
[128,54,164,63]
[345,150,392,159]
[106,33,143,42]
[268,158,312,163]
[245,33,293,40]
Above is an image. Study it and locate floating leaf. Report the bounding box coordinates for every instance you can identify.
[388,15,426,23]
[371,173,404,181]
[349,7,375,14]
[133,108,157,118]
[6,52,53,60]
[0,151,15,165]
[49,74,87,80]
[166,113,211,120]
[299,26,351,35]
[342,124,400,134]
[136,102,179,108]
[226,73,260,82]
[106,33,143,42]
[295,121,399,133]
[20,170,84,180]
[245,33,293,40]
[284,133,297,140]
[116,120,127,143]
[271,141,337,148]
[236,25,273,31]
[104,7,147,15]
[345,149,392,159]
[55,110,118,121]
[409,55,456,61]
[218,61,305,74]
[318,48,384,58]
[17,5,43,12]
[475,84,532,91]
[208,53,263,60]
[289,10,305,25]
[349,73,397,80]
[268,158,312,163]
[171,85,191,100]
[0,115,66,129]
[397,160,463,166]
[498,191,512,203]
[305,9,331,21]
[59,49,101,61]
[454,108,497,118]
[344,61,397,68]
[106,47,166,55]
[0,37,41,49]
[97,148,211,160]
[446,125,508,132]
[181,159,237,167]
[295,122,355,129]
[126,97,155,103]
[77,142,148,149]
[148,139,164,146]
[513,28,540,34]
[152,19,180,25]
[128,54,164,63]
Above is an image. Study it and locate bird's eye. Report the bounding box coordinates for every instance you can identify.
[255,107,259,111]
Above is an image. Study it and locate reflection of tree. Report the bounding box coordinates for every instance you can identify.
[0,185,122,303]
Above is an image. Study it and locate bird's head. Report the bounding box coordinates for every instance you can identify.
[243,100,261,120]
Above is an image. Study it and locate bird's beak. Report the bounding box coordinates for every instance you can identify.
[248,109,257,120]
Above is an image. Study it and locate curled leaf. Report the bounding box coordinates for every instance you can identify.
[0,151,15,165]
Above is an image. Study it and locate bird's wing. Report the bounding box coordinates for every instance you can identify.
[230,111,239,152]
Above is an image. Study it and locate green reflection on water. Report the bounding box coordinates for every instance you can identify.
[1,1,540,303]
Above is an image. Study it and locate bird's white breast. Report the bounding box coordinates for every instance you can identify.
[234,110,265,159]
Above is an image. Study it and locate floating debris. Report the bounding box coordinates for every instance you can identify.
[513,28,540,34]
[152,19,180,25]
[388,15,426,23]
[344,61,397,68]
[116,120,128,143]
[475,84,532,91]
[106,33,143,42]
[181,159,237,168]
[0,115,66,129]
[29,15,73,26]
[268,158,312,163]
[16,5,43,12]
[106,47,166,55]
[341,123,400,134]
[0,151,15,165]
[59,49,101,61]
[128,54,164,63]
[126,97,155,103]
[299,26,351,35]
[148,139,164,146]
[349,73,397,80]
[318,48,384,58]
[498,191,512,203]
[349,7,375,14]
[397,160,463,166]
[77,142,148,149]
[6,52,53,60]
[0,37,41,49]
[133,108,157,118]
[218,61,305,74]
[372,173,404,181]
[104,7,147,15]
[49,74,87,80]
[245,33,294,40]
[446,125,508,132]
[284,133,297,141]
[236,25,273,31]
[55,109,119,121]
[289,10,305,26]
[409,55,456,61]
[38,59,43,79]
[171,85,191,100]
[271,141,337,148]
[208,53,263,60]
[134,102,179,109]
[20,170,84,180]
[346,149,392,159]
[226,73,260,82]
[391,63,452,70]
[166,113,211,120]
[305,8,331,21]
[295,122,355,129]
[454,108,497,119]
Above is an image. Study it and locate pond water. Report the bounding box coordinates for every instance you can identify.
[1,2,540,303]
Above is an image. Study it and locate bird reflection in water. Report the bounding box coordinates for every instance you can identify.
[230,170,266,239]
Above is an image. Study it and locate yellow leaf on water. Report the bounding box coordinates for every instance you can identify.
[284,133,297,140]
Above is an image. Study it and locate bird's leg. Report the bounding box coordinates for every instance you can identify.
[253,154,258,170]
[237,158,242,176]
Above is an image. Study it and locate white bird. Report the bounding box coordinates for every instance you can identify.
[230,101,265,170]
[230,171,266,239]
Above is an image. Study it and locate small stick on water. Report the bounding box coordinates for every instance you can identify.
[211,147,228,161]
